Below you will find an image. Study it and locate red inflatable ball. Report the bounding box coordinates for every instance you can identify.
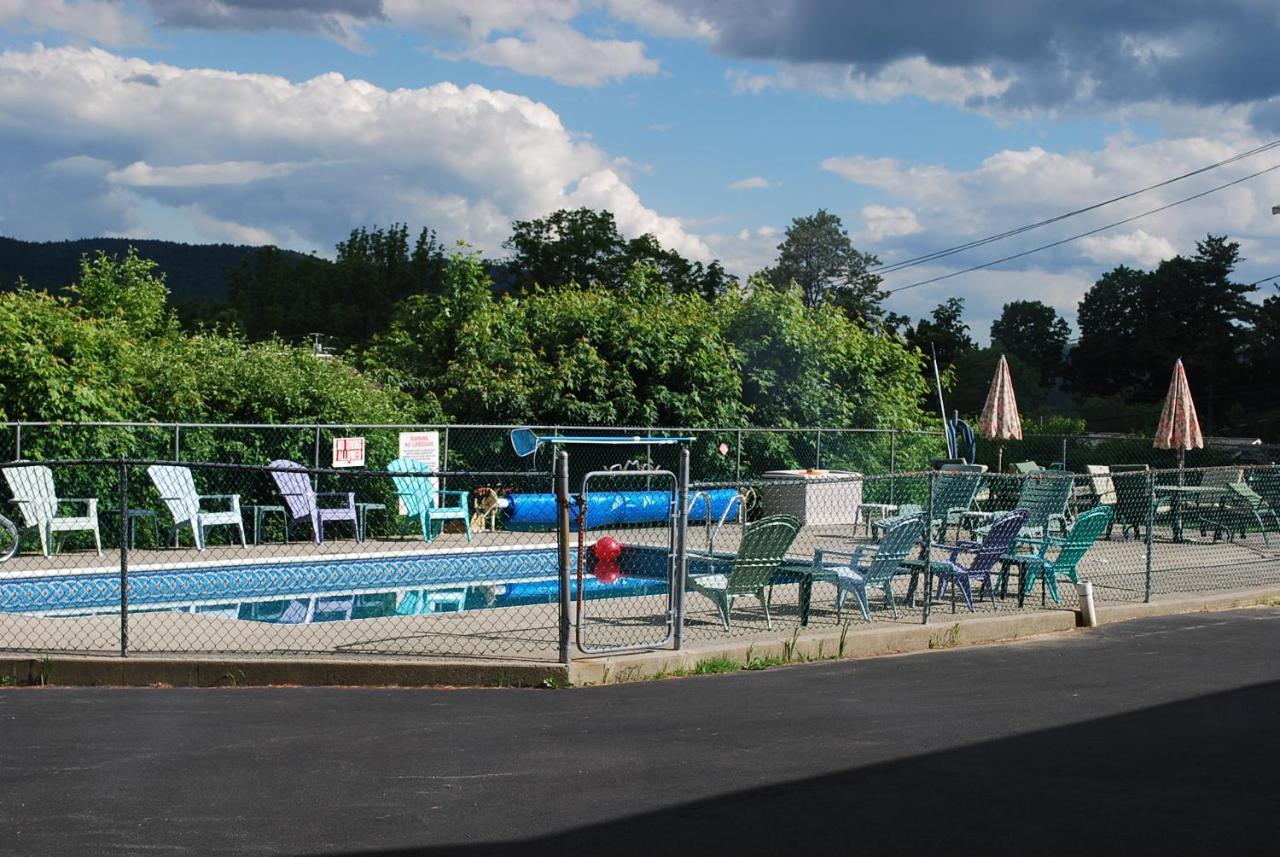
[593,536,623,562]
[594,559,622,584]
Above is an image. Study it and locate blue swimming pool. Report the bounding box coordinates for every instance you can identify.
[0,546,673,623]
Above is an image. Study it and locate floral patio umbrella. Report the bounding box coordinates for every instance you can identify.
[978,354,1023,472]
[1153,358,1204,468]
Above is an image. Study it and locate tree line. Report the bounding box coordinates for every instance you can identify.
[3,206,1278,440]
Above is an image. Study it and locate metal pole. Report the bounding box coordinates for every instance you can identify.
[555,451,572,665]
[118,460,129,657]
[313,425,322,489]
[922,468,935,625]
[673,448,690,650]
[174,425,181,462]
[889,427,897,505]
[14,423,20,460]
[1144,469,1155,603]
[815,428,822,470]
[735,429,743,483]
[1061,436,1068,471]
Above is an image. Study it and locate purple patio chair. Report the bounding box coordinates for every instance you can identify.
[268,459,362,544]
[933,507,1029,611]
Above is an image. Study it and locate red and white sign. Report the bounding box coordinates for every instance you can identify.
[332,436,366,468]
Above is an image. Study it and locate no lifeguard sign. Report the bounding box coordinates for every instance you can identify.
[332,436,366,468]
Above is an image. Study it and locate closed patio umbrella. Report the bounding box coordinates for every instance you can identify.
[978,354,1023,472]
[1153,358,1204,469]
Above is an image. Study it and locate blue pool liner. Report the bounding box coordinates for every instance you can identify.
[502,488,739,530]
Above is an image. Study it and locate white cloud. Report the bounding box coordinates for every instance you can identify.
[821,134,1280,326]
[0,44,707,258]
[858,205,921,242]
[728,57,1011,106]
[727,176,773,190]
[0,0,147,46]
[1078,229,1177,268]
[106,159,309,187]
[601,0,715,39]
[456,21,659,87]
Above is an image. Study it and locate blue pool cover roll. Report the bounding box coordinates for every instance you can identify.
[502,489,739,530]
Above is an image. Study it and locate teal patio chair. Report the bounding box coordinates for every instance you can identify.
[814,514,925,621]
[387,457,472,544]
[1206,482,1279,546]
[971,471,1074,544]
[1002,505,1114,606]
[686,514,801,630]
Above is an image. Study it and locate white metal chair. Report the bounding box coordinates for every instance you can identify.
[2,464,102,556]
[147,464,246,550]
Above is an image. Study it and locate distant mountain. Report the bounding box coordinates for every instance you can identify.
[0,236,308,303]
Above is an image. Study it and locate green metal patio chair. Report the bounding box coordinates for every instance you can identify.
[970,471,1075,544]
[871,468,981,542]
[1001,505,1114,606]
[1205,482,1279,546]
[686,514,801,630]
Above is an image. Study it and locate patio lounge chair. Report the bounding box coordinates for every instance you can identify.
[387,457,472,544]
[933,508,1029,611]
[1,463,102,556]
[1001,505,1114,606]
[1109,467,1169,540]
[147,464,246,551]
[814,513,925,621]
[969,471,1074,544]
[268,459,362,544]
[1205,482,1279,546]
[871,468,981,542]
[686,514,801,630]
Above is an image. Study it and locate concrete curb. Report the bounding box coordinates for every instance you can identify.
[568,609,1078,685]
[3,585,1277,688]
[0,656,568,689]
[1094,586,1280,625]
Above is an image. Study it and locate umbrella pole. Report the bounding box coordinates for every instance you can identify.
[997,443,1004,473]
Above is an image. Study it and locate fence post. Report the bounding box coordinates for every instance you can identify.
[673,447,689,650]
[889,427,897,505]
[174,424,181,462]
[555,451,572,665]
[815,428,822,470]
[118,460,129,658]
[735,429,743,483]
[1144,469,1155,603]
[922,468,935,625]
[1061,436,1068,470]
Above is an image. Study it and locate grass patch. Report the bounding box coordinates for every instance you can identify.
[692,656,739,675]
[928,623,962,650]
[744,655,786,671]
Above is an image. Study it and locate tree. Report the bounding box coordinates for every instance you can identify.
[1066,235,1256,434]
[764,209,887,326]
[950,347,1045,418]
[70,248,172,337]
[989,300,1070,388]
[905,297,975,371]
[505,207,732,297]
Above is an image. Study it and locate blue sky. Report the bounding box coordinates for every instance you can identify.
[3,0,1280,340]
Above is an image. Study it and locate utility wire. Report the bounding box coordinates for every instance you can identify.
[886,161,1280,295]
[872,138,1280,276]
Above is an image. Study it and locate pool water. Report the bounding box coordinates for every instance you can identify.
[0,546,673,624]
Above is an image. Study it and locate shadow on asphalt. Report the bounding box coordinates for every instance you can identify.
[314,680,1280,857]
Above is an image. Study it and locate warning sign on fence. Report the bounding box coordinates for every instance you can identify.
[332,436,366,468]
[397,431,440,513]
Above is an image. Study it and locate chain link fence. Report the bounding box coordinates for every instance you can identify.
[2,444,1280,663]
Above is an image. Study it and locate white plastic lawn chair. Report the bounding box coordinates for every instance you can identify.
[147,464,246,551]
[2,464,102,556]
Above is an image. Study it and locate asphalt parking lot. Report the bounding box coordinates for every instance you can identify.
[2,607,1278,856]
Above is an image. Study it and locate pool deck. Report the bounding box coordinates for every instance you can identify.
[3,517,1280,665]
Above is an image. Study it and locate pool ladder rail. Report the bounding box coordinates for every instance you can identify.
[686,490,747,554]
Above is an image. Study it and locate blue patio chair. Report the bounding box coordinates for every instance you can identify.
[814,513,925,621]
[933,508,1029,611]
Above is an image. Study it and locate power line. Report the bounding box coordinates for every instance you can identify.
[872,138,1280,276]
[886,161,1280,295]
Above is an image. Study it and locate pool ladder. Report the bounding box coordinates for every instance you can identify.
[686,490,747,554]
